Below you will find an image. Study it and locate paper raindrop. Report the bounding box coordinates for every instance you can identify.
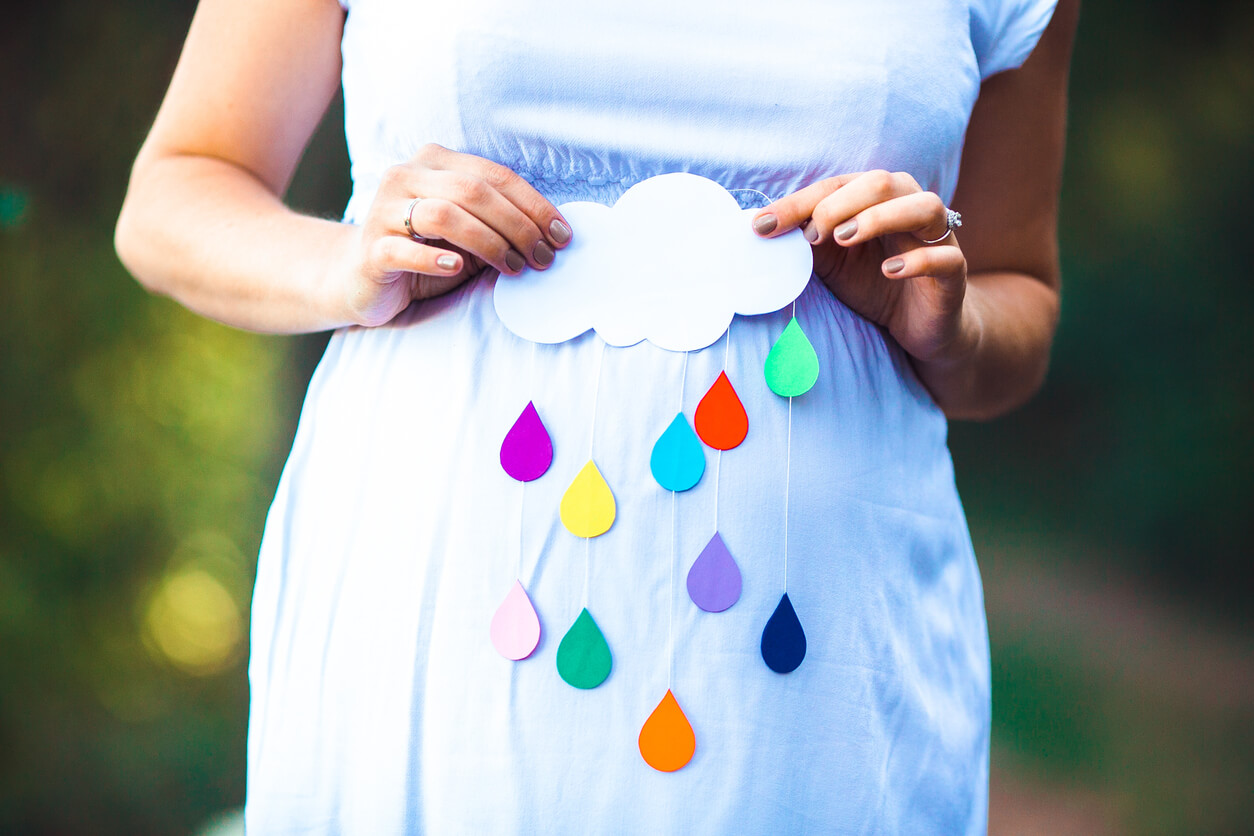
[761,592,806,673]
[489,579,542,660]
[500,401,553,482]
[694,371,748,450]
[560,460,616,538]
[764,316,819,398]
[686,532,742,613]
[638,689,696,772]
[556,607,612,689]
[650,413,705,492]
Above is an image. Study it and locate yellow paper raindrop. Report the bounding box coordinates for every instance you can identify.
[560,459,616,538]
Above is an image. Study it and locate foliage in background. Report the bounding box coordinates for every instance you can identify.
[1,1,1250,833]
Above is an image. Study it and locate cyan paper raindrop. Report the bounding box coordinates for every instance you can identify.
[764,316,819,398]
[686,532,742,613]
[556,607,612,689]
[761,592,806,673]
[650,412,705,492]
[500,401,553,482]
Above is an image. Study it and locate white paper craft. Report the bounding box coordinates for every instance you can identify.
[493,173,813,353]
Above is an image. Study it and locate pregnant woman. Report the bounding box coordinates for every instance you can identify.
[116,0,1076,832]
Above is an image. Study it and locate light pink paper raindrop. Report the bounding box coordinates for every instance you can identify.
[490,579,542,660]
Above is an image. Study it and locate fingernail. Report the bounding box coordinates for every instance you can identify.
[549,218,571,245]
[803,222,820,243]
[505,250,526,272]
[884,257,905,274]
[835,220,858,241]
[532,240,555,267]
[436,254,459,271]
[753,213,778,236]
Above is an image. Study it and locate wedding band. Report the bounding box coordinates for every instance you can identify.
[920,208,962,245]
[403,196,424,241]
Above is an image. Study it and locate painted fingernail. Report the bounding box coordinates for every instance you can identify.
[549,218,571,245]
[803,222,820,243]
[835,220,858,241]
[505,250,526,272]
[884,257,905,274]
[532,240,555,267]
[753,213,778,236]
[436,254,460,271]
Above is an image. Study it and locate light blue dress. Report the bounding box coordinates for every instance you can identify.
[246,1,1057,833]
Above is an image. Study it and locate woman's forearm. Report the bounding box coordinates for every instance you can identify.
[910,269,1060,421]
[116,150,356,333]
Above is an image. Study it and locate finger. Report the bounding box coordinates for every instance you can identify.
[751,173,862,238]
[420,168,567,270]
[404,196,527,275]
[822,191,948,248]
[881,237,965,281]
[806,170,924,244]
[414,144,572,253]
[368,235,464,280]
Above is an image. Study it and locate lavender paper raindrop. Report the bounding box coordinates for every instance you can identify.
[686,532,742,612]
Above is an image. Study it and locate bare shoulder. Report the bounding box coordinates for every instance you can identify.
[953,0,1080,287]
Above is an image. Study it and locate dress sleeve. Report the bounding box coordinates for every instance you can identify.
[969,0,1058,79]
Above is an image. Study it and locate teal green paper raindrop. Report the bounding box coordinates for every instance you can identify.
[556,607,612,689]
[650,412,705,492]
[764,316,819,397]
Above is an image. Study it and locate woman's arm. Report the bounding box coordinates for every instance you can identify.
[116,0,570,333]
[755,0,1079,420]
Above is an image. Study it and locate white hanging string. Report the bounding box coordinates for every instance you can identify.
[714,319,733,530]
[583,339,607,609]
[588,339,606,461]
[668,488,676,688]
[784,396,792,592]
[518,340,537,582]
[667,350,689,688]
[783,300,796,592]
[517,479,526,580]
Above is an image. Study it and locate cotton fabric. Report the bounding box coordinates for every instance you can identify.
[246,1,1056,833]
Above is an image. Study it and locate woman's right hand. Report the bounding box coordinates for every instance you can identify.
[335,144,573,327]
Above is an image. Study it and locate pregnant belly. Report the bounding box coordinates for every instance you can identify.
[247,274,989,833]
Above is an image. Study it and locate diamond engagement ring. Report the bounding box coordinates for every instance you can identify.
[403,196,425,241]
[919,208,962,245]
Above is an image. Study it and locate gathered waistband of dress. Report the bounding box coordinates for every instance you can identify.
[343,166,779,223]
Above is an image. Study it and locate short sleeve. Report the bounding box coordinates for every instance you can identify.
[969,0,1058,79]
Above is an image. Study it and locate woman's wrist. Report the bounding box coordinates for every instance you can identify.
[906,292,984,414]
[907,271,1056,420]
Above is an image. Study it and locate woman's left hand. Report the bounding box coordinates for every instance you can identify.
[752,171,974,366]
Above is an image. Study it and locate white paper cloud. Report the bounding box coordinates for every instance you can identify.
[493,173,814,352]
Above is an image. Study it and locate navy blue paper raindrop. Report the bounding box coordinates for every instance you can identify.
[761,592,806,673]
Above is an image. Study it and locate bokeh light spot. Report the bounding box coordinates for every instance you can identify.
[143,568,243,675]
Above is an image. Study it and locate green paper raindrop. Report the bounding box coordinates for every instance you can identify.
[764,316,819,398]
[556,607,612,689]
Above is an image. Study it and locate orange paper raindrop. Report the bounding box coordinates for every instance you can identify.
[694,370,748,450]
[638,689,696,772]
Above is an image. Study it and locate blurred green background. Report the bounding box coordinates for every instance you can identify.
[1,1,1250,833]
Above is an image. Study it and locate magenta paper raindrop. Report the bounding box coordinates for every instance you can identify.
[761,592,806,673]
[500,401,553,482]
[650,412,705,492]
[489,579,542,661]
[686,532,742,613]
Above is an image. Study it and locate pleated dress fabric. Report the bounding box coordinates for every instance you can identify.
[245,1,1057,833]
